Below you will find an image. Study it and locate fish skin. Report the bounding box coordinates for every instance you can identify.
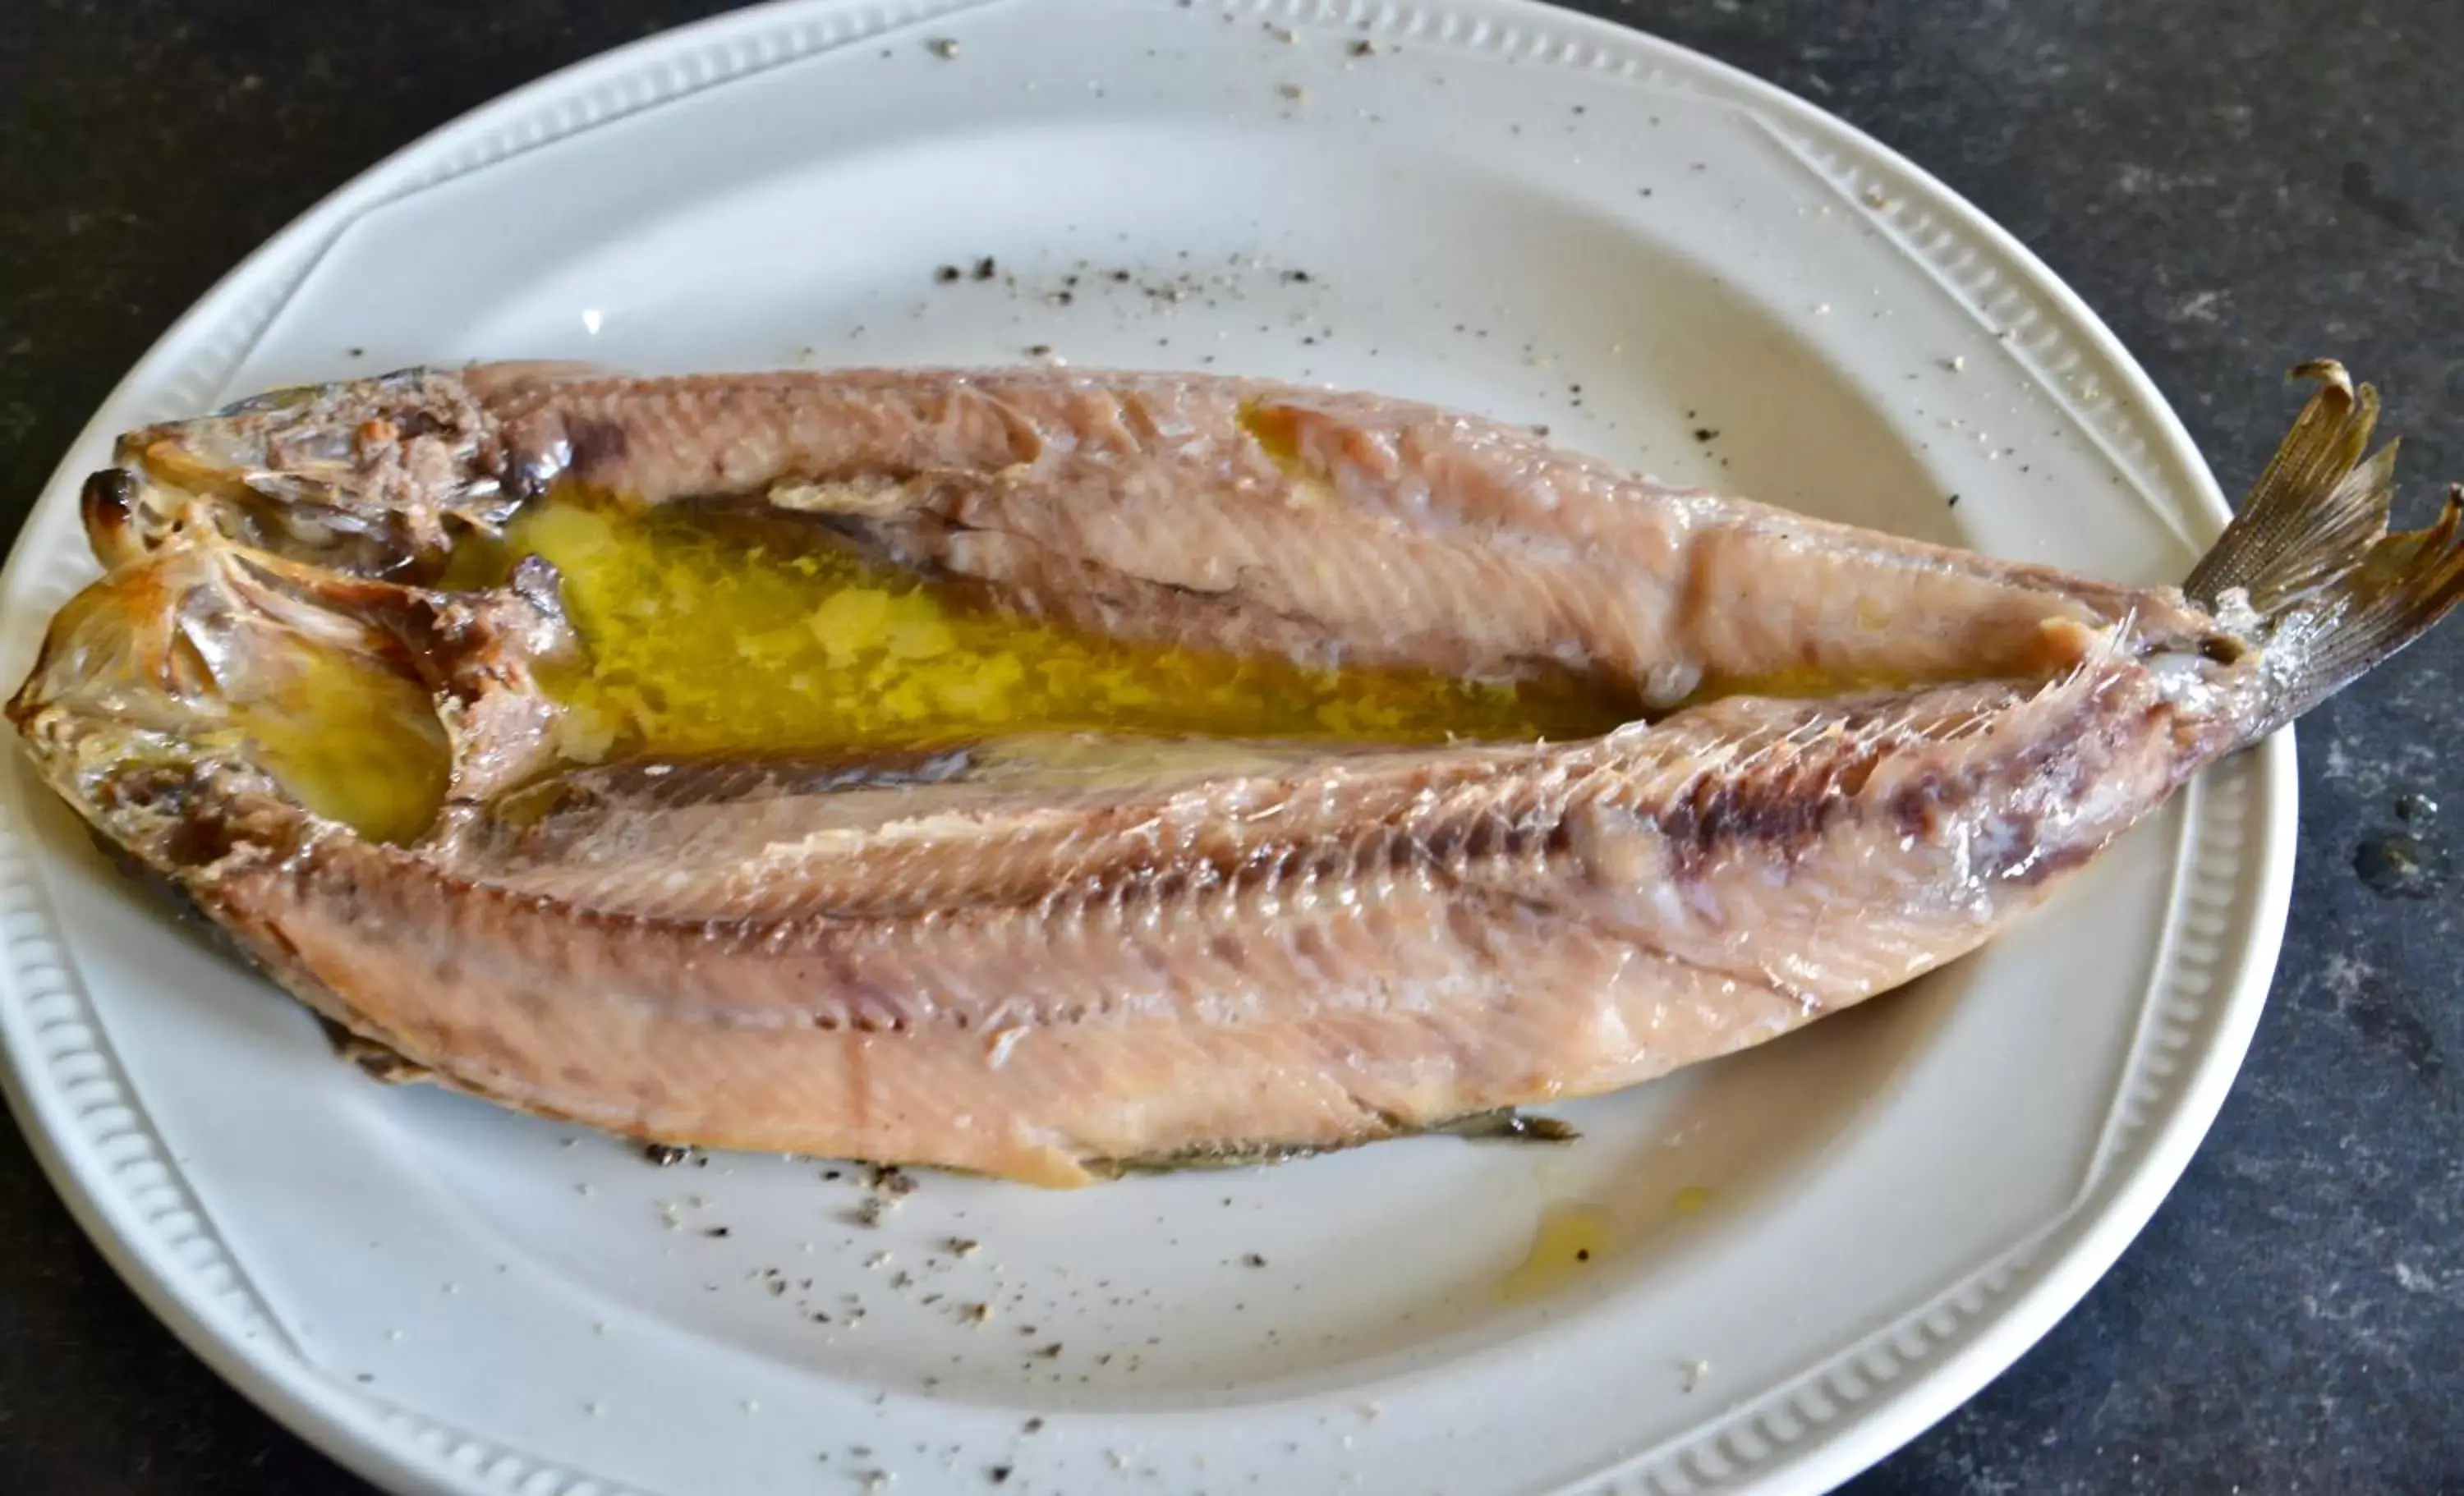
[13,360,2462,1183]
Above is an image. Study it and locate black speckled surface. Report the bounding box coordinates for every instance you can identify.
[2,2,2461,1492]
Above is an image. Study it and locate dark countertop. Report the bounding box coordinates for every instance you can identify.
[3,1,2460,1491]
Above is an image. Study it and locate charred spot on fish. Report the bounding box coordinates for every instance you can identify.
[2197,632,2247,665]
[159,805,247,870]
[80,468,141,550]
[558,416,628,479]
[1887,771,1954,842]
[93,764,189,824]
[388,408,448,443]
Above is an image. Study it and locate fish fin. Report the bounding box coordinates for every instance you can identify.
[2183,362,2464,737]
[1093,1108,1581,1176]
[320,1019,435,1085]
[2237,484,2464,737]
[2184,360,2393,616]
[1428,1108,1583,1144]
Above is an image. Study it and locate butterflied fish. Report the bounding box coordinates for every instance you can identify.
[10,360,2456,1185]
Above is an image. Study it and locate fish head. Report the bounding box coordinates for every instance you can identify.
[7,535,584,849]
[83,368,522,581]
[10,547,241,773]
[10,541,439,833]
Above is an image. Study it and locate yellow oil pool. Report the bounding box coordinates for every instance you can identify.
[497,495,1631,762]
[253,492,1638,841]
[1496,1204,1616,1303]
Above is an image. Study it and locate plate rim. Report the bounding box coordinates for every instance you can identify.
[0,2,2296,1493]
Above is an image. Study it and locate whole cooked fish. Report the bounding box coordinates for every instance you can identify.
[10,360,2456,1185]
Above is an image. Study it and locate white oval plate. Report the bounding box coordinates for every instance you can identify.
[0,1,2292,1493]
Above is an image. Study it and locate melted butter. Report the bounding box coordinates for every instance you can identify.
[497,493,1634,761]
[237,488,1635,842]
[1689,664,1929,703]
[1689,616,2099,706]
[1239,402,1307,470]
[234,645,451,845]
[1496,1204,1616,1303]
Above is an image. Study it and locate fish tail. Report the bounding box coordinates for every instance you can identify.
[2188,360,2464,739]
[2185,360,2392,613]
